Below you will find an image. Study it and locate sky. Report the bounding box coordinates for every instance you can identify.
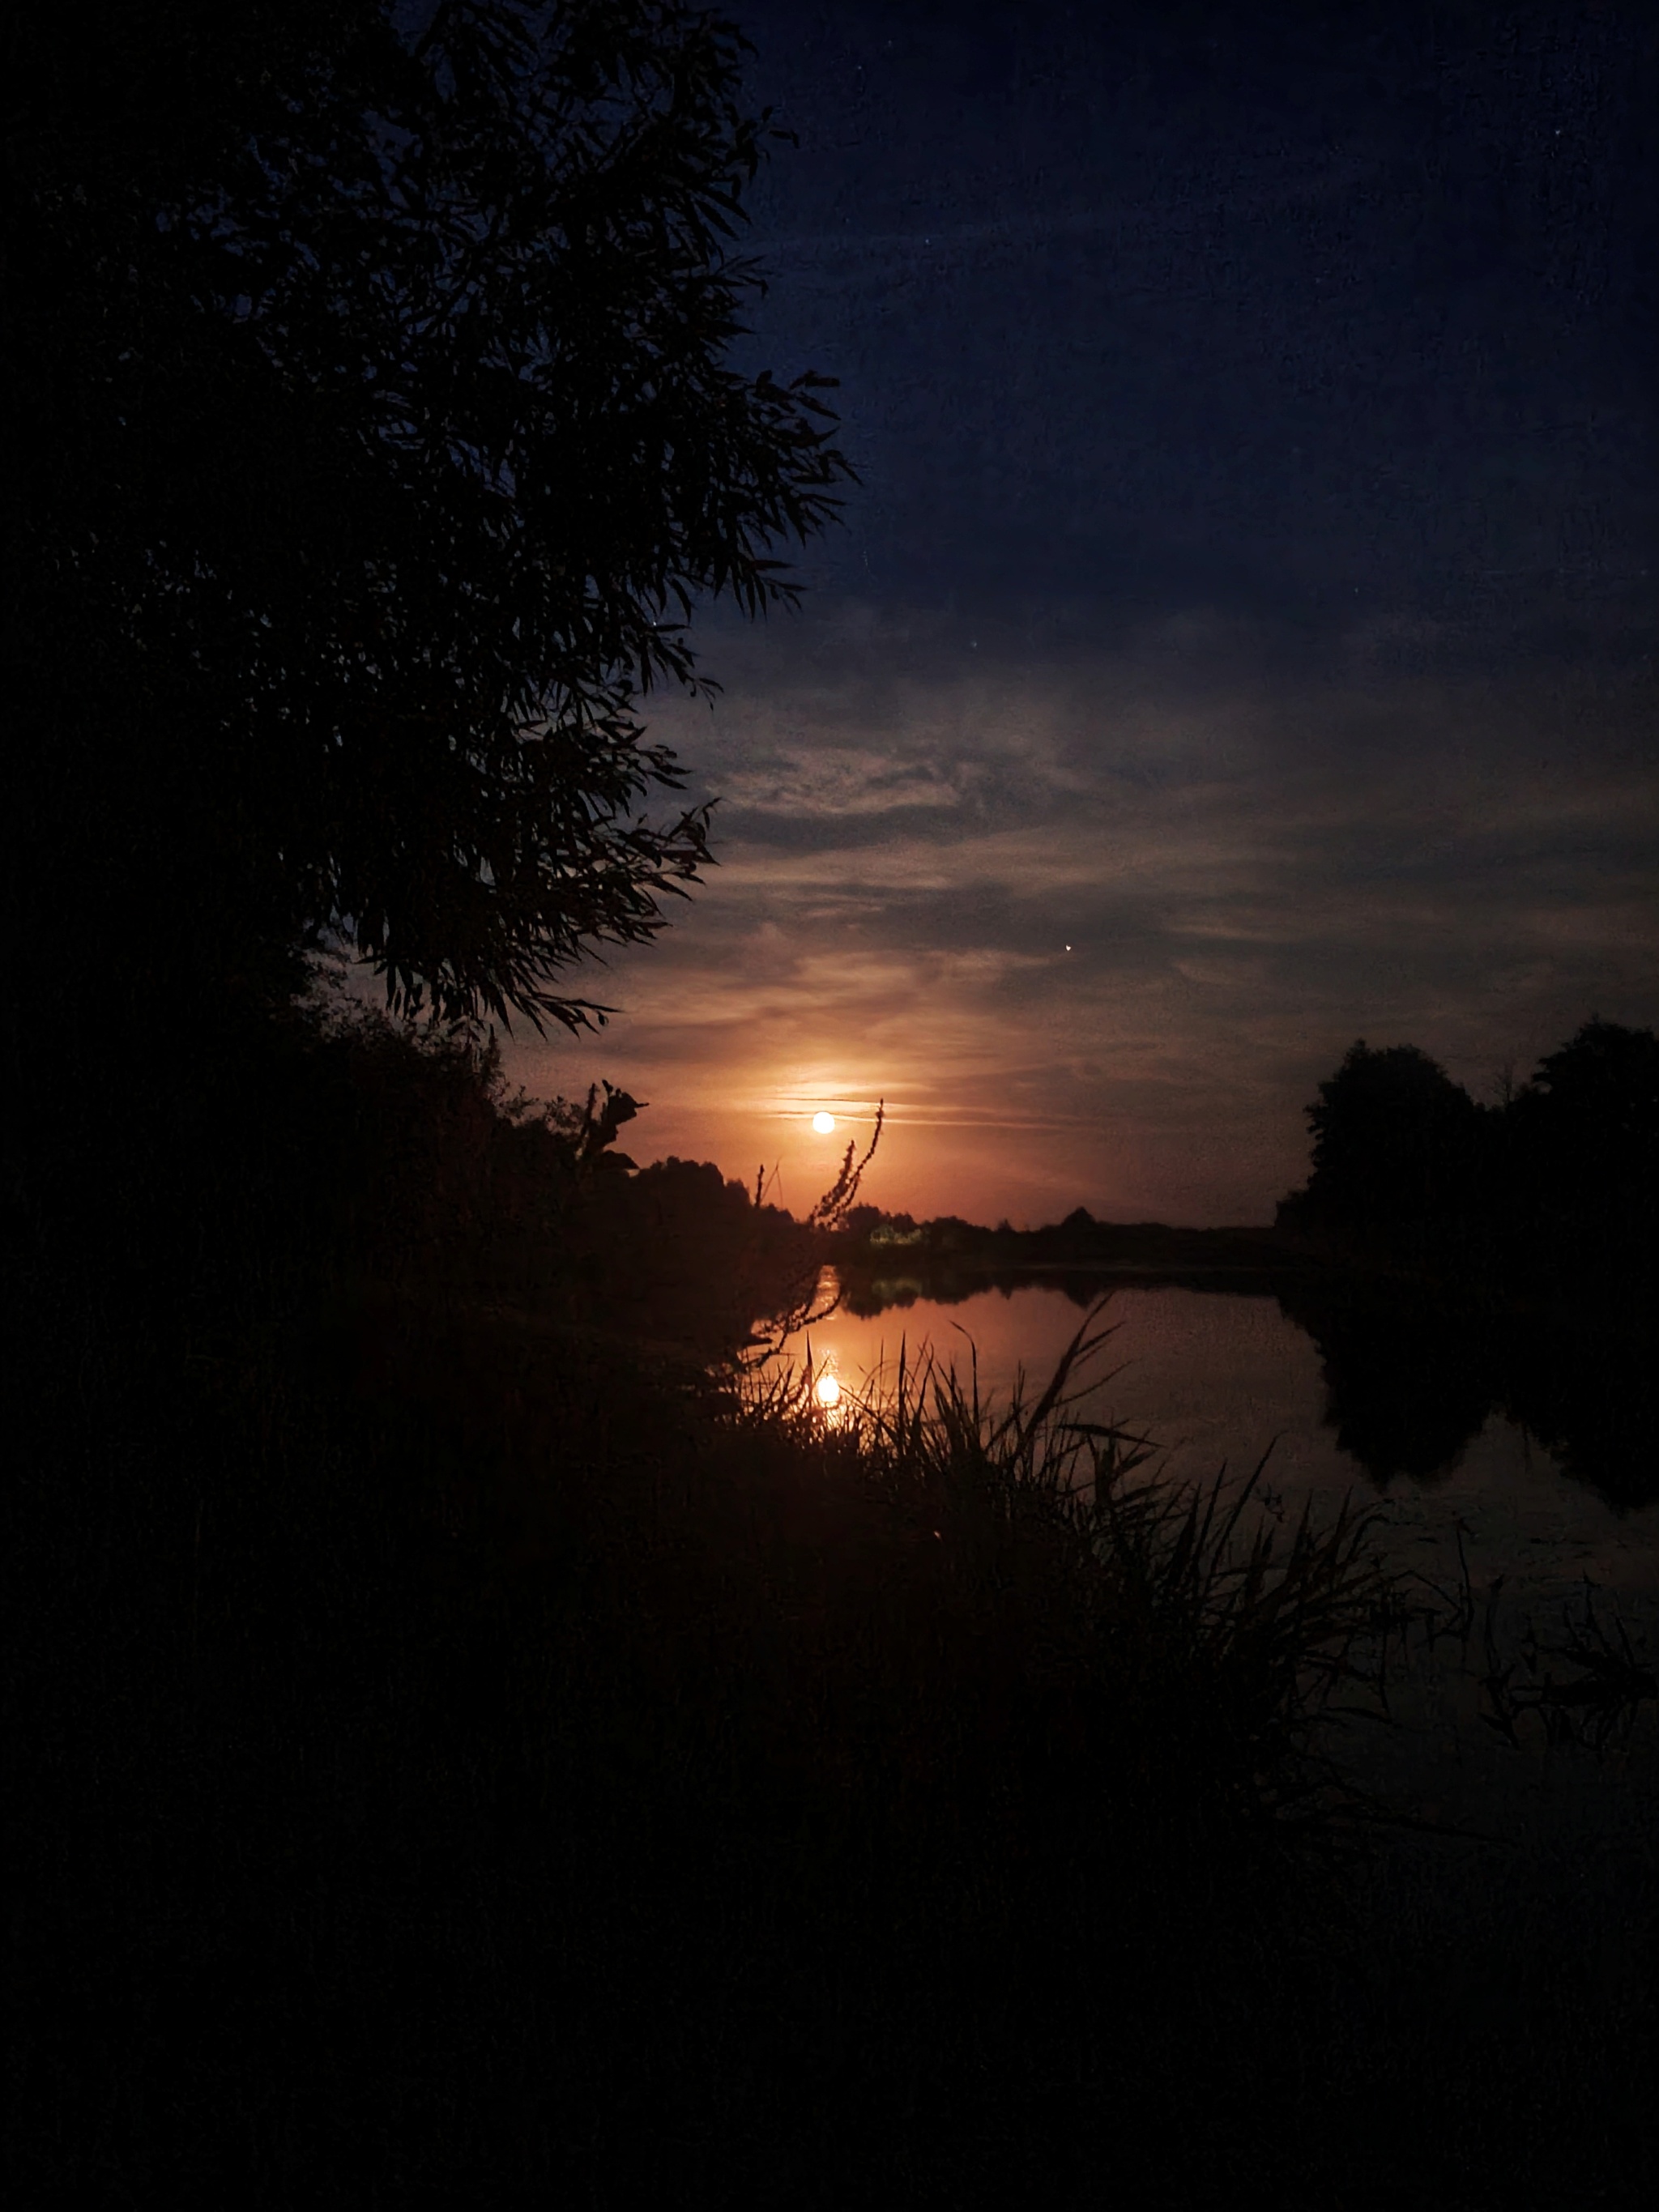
[502,0,1658,1227]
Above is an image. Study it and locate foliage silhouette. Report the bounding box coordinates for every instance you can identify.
[1505,1018,1659,1279]
[1274,1040,1487,1264]
[7,0,852,1040]
[1276,1022,1658,1302]
[296,987,819,1354]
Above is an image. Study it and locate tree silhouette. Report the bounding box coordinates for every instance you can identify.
[7,1,852,1034]
[1276,1023,1657,1302]
[1275,1286,1494,1487]
[1277,1040,1485,1259]
[1506,1021,1659,1281]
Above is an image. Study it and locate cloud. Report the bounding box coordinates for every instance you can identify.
[713,744,988,818]
[502,609,1659,1224]
[759,154,1389,277]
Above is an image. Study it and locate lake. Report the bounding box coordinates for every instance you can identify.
[766,1270,1659,1844]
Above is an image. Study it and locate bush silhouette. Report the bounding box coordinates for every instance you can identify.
[1276,1023,1656,1297]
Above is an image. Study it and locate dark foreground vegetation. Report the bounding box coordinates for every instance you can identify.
[9,999,1657,2206]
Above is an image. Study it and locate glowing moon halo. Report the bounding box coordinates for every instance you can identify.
[812,1111,836,1133]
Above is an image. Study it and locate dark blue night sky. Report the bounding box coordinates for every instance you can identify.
[742,1,1652,649]
[512,1,1659,1225]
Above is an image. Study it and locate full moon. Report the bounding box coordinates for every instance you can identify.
[812,1111,836,1133]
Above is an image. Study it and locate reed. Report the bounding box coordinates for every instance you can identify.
[736,1298,1406,1861]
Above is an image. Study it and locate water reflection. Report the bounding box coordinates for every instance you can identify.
[1287,1288,1659,1512]
[763,1268,1657,1840]
[761,1268,1659,1617]
[798,1262,1659,1515]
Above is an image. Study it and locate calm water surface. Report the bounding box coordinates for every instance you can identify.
[774,1273,1659,1835]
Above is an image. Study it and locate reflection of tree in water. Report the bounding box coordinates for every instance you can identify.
[1499,1318,1659,1515]
[834,1258,1657,1511]
[1278,1287,1658,1512]
[1261,1018,1657,1503]
[842,1264,1184,1320]
[1277,1293,1494,1488]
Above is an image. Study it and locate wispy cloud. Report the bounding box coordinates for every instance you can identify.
[504,612,1659,1224]
[758,153,1388,276]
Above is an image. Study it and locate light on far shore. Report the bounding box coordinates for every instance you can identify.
[812,1110,836,1133]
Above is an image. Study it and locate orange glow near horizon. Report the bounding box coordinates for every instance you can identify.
[472,624,1659,1235]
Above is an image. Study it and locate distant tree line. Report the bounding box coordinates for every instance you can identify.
[1275,1021,1659,1295]
[284,991,821,1360]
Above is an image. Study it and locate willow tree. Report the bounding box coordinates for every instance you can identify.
[6,0,851,1033]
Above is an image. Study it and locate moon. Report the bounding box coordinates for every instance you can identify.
[812,1110,836,1133]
